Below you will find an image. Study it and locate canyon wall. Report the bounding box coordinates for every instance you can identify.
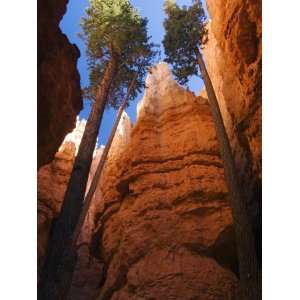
[38,140,76,280]
[37,64,244,299]
[37,0,261,298]
[37,119,88,280]
[69,112,132,300]
[92,63,238,299]
[37,119,99,280]
[203,0,262,262]
[37,114,133,299]
[68,147,105,300]
[37,0,82,168]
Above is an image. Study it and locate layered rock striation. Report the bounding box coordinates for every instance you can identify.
[37,119,96,281]
[37,0,261,296]
[203,0,262,262]
[37,140,76,280]
[69,112,132,300]
[93,63,238,299]
[37,0,82,168]
[37,114,133,299]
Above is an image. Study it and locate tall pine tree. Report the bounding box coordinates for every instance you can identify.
[38,1,157,299]
[163,1,261,299]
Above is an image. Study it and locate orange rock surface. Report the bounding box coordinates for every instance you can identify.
[37,115,132,299]
[37,0,82,168]
[204,0,261,177]
[37,141,76,279]
[93,63,238,299]
[203,0,262,262]
[37,1,262,298]
[69,112,132,300]
[37,119,100,283]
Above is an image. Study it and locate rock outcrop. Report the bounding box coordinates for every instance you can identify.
[203,0,262,262]
[37,140,76,280]
[37,114,133,298]
[68,148,105,300]
[37,0,82,169]
[37,0,261,296]
[69,112,132,300]
[37,119,91,281]
[92,63,238,299]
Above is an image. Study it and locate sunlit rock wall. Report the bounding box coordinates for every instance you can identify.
[37,141,76,280]
[38,119,94,281]
[203,0,262,263]
[93,63,238,300]
[69,112,132,300]
[37,113,133,298]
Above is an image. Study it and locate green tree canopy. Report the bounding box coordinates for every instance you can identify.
[80,0,159,108]
[163,0,208,85]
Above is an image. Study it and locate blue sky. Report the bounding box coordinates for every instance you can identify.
[60,0,208,145]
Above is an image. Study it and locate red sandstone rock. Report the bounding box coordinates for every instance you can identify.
[37,64,240,298]
[37,2,262,298]
[37,141,76,279]
[37,115,132,298]
[68,113,132,300]
[203,0,262,262]
[204,0,261,179]
[37,0,82,169]
[37,119,97,282]
[93,64,238,299]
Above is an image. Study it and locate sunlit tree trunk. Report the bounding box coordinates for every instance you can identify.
[195,47,261,300]
[37,52,119,300]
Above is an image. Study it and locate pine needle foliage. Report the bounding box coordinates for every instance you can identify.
[163,0,208,85]
[80,0,158,108]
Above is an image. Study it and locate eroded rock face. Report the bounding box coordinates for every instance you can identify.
[37,141,76,280]
[37,114,133,298]
[69,112,132,300]
[37,0,82,169]
[203,0,262,262]
[68,148,104,300]
[37,119,96,282]
[93,63,238,299]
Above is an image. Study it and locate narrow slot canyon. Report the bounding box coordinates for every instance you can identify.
[37,0,261,299]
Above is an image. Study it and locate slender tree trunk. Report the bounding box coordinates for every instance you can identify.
[195,48,261,299]
[37,53,119,300]
[70,73,137,248]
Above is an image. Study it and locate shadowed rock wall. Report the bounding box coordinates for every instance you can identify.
[37,0,82,168]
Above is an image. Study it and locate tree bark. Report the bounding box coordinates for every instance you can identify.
[195,47,261,300]
[70,73,137,248]
[37,53,119,300]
